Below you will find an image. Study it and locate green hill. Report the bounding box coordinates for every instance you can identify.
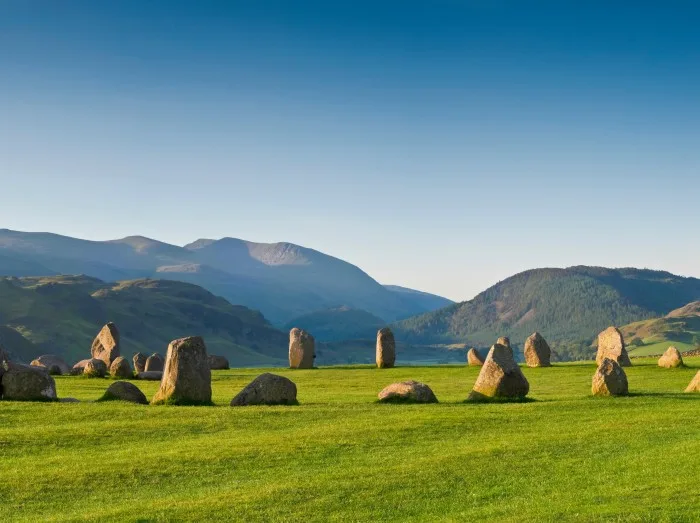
[623,301,700,357]
[0,276,288,366]
[394,267,700,359]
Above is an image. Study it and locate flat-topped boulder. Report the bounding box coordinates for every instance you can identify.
[596,326,631,367]
[467,348,484,366]
[658,346,684,368]
[83,358,107,378]
[152,336,212,405]
[109,356,133,378]
[376,327,396,368]
[524,332,552,367]
[289,328,315,369]
[136,371,163,381]
[1,364,57,401]
[145,353,164,372]
[378,380,438,403]
[133,353,147,373]
[468,343,529,401]
[208,354,230,370]
[30,354,71,375]
[685,371,700,393]
[100,381,148,405]
[592,358,629,396]
[230,373,297,406]
[91,322,120,367]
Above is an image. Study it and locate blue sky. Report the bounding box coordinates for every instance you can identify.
[1,1,698,301]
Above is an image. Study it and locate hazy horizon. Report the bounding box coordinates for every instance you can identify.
[2,1,699,301]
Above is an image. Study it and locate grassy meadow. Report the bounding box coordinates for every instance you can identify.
[1,358,699,522]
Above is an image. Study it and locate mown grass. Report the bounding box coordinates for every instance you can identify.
[1,359,699,522]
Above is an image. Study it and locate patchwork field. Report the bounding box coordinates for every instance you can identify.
[1,359,699,522]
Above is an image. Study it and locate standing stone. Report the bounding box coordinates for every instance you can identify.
[685,371,700,393]
[152,336,212,405]
[100,381,148,404]
[524,332,552,367]
[468,343,529,401]
[109,356,133,378]
[596,326,631,367]
[30,354,71,375]
[1,365,57,401]
[91,322,120,367]
[83,358,107,378]
[496,336,511,349]
[71,359,91,375]
[592,358,629,396]
[376,327,396,369]
[289,328,315,369]
[467,348,484,366]
[133,353,147,373]
[208,354,230,370]
[230,373,297,406]
[658,346,684,368]
[136,371,163,381]
[378,380,438,403]
[145,353,164,372]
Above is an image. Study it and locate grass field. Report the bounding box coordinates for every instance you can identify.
[1,359,699,522]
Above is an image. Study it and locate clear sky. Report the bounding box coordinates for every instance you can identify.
[1,1,698,301]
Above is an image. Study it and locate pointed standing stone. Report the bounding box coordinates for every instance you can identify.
[133,353,147,373]
[658,346,684,368]
[467,348,484,366]
[91,322,120,367]
[685,371,700,393]
[289,328,315,369]
[468,343,529,401]
[109,356,133,378]
[152,337,212,405]
[596,326,631,367]
[145,353,164,372]
[376,328,396,368]
[524,332,552,367]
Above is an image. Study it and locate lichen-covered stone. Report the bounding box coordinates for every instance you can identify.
[109,356,133,378]
[468,343,529,401]
[230,373,297,406]
[91,322,120,367]
[100,381,148,404]
[152,337,212,405]
[133,353,147,373]
[376,328,396,369]
[1,365,57,401]
[658,346,684,368]
[592,358,629,396]
[83,358,107,378]
[289,328,315,369]
[145,353,164,372]
[467,348,484,366]
[378,380,437,403]
[524,332,552,367]
[596,326,631,367]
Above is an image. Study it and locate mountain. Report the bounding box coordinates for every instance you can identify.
[0,229,451,326]
[283,306,387,342]
[0,275,288,366]
[622,301,700,357]
[394,267,700,359]
[383,285,454,312]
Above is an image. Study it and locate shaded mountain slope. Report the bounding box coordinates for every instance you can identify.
[283,306,387,342]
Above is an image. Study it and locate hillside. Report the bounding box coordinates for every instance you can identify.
[0,229,451,325]
[0,275,288,366]
[622,301,700,357]
[283,306,387,342]
[394,267,700,358]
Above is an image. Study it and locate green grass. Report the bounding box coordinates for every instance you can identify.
[1,360,699,522]
[628,340,696,357]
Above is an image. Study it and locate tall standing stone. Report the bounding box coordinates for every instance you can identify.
[685,371,700,393]
[468,343,529,401]
[133,353,147,373]
[91,322,120,367]
[152,336,212,405]
[523,332,552,367]
[592,358,629,396]
[289,328,315,369]
[658,346,684,368]
[596,326,631,367]
[376,328,396,369]
[467,348,484,366]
